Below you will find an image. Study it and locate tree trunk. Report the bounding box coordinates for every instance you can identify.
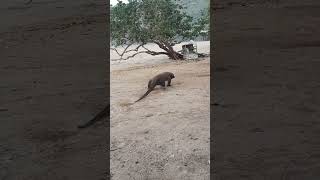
[167,49,184,60]
[153,41,184,60]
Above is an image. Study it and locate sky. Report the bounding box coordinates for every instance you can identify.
[110,0,129,6]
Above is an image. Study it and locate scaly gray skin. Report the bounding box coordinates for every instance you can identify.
[135,72,175,103]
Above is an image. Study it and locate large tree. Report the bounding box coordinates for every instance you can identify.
[111,0,209,60]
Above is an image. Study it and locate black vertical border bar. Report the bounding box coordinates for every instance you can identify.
[209,1,320,179]
[210,0,214,179]
[106,0,111,179]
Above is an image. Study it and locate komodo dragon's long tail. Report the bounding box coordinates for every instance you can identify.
[135,89,153,103]
[77,104,109,128]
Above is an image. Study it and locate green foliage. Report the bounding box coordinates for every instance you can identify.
[111,0,141,45]
[111,0,208,46]
[194,7,209,33]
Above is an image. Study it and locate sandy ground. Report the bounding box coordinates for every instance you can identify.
[1,0,108,179]
[110,43,210,179]
[213,0,320,179]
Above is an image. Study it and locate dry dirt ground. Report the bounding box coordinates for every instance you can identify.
[110,58,210,179]
[1,0,108,179]
[213,0,320,179]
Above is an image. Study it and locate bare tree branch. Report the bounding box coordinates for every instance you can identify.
[110,40,184,61]
[140,44,164,53]
[111,49,169,61]
[110,43,146,59]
